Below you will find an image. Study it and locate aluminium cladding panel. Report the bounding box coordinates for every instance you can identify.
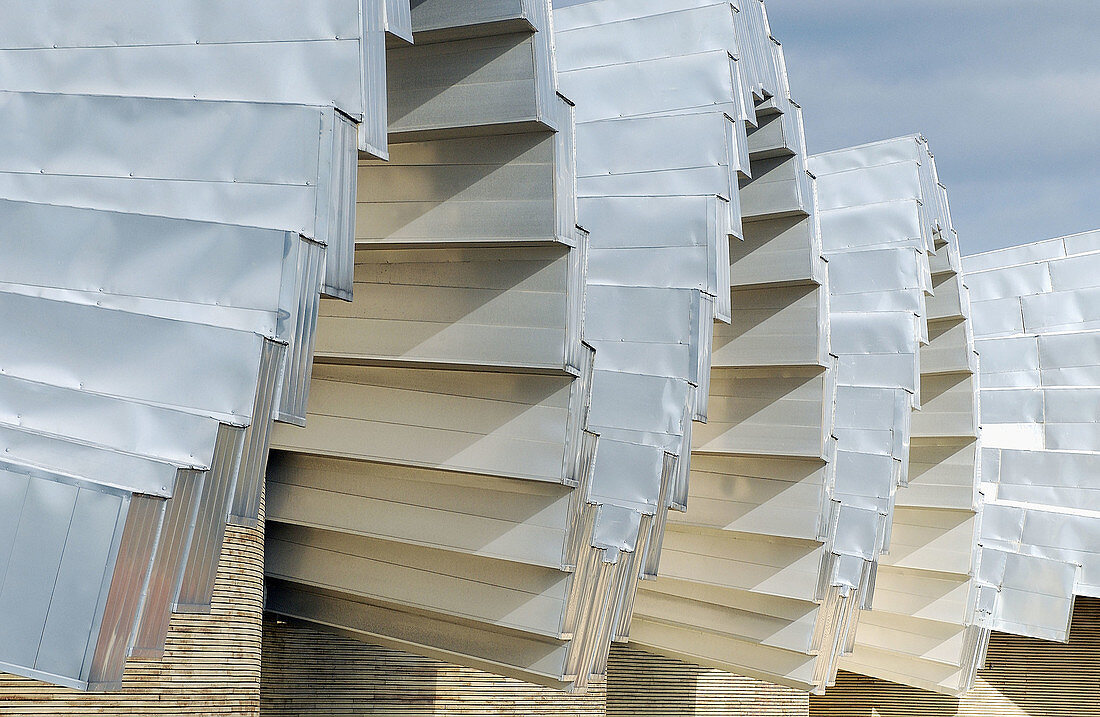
[265,579,574,690]
[356,129,576,247]
[733,0,787,102]
[387,28,556,138]
[583,285,710,389]
[0,291,267,425]
[558,49,746,126]
[0,91,357,300]
[552,0,752,128]
[315,245,582,372]
[578,195,731,321]
[266,523,571,640]
[385,0,414,42]
[574,113,745,230]
[0,463,164,691]
[713,284,829,369]
[127,469,204,660]
[0,0,391,156]
[988,449,1100,513]
[963,230,1100,274]
[0,374,221,478]
[266,451,574,569]
[816,139,985,696]
[271,364,587,485]
[0,199,326,424]
[693,367,833,461]
[975,547,1075,642]
[410,0,538,38]
[553,0,741,68]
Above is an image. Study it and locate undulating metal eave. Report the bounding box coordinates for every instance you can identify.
[0,0,408,691]
[962,229,1100,648]
[0,0,395,159]
[0,90,358,302]
[0,0,400,298]
[0,289,282,689]
[552,0,851,695]
[263,0,632,692]
[553,0,763,681]
[806,136,986,696]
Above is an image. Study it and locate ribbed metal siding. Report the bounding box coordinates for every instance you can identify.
[129,470,205,660]
[278,237,327,425]
[230,339,290,527]
[319,111,359,300]
[176,424,247,612]
[87,495,166,690]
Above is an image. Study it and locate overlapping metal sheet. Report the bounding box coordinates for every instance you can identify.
[552,0,746,686]
[963,230,1100,644]
[9,0,1092,705]
[552,0,854,693]
[263,0,614,691]
[809,137,986,696]
[0,0,407,691]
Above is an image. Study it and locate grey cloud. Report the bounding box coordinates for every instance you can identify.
[766,0,1100,253]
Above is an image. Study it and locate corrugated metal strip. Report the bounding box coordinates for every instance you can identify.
[129,470,205,660]
[230,339,289,527]
[176,424,246,612]
[86,495,166,689]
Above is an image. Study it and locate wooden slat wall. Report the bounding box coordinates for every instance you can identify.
[0,520,264,715]
[259,619,606,716]
[607,646,809,716]
[811,596,1100,717]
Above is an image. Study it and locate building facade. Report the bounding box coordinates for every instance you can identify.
[0,1,1097,716]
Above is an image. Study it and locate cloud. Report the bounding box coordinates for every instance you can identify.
[765,0,1100,253]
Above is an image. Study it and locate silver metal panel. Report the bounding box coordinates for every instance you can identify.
[807,135,985,695]
[0,374,220,474]
[0,198,325,423]
[0,0,401,693]
[0,0,390,153]
[0,91,357,299]
[317,246,576,370]
[385,0,414,41]
[0,463,164,690]
[176,425,246,611]
[0,291,264,423]
[410,0,537,39]
[387,32,550,137]
[129,470,204,659]
[967,234,1100,645]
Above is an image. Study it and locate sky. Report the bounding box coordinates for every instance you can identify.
[765,1,1100,255]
